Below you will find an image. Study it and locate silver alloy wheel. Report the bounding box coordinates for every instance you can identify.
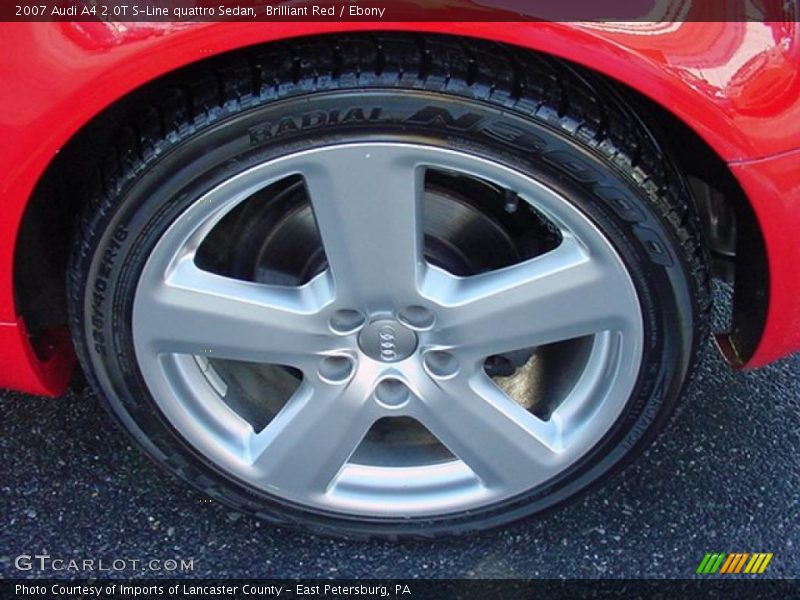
[132,143,644,517]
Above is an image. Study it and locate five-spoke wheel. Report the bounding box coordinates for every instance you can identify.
[132,144,644,516]
[70,36,707,537]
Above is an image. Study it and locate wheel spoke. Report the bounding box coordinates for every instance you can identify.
[300,145,425,308]
[425,235,639,356]
[409,373,561,489]
[134,256,334,367]
[248,380,377,496]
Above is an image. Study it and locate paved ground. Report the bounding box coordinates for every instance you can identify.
[1,311,798,579]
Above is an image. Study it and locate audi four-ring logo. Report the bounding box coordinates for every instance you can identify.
[378,326,398,361]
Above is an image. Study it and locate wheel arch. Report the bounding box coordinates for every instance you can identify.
[7,23,776,395]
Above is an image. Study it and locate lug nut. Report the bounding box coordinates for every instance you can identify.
[318,356,355,383]
[397,305,435,330]
[423,351,459,379]
[375,379,410,407]
[329,309,366,334]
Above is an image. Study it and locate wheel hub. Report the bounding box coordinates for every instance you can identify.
[357,318,418,363]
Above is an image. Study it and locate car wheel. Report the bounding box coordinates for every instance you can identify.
[68,35,709,538]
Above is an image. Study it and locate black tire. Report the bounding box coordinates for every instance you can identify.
[68,34,710,539]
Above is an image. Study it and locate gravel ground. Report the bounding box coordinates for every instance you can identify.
[1,327,798,579]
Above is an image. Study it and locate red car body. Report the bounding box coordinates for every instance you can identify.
[1,19,799,396]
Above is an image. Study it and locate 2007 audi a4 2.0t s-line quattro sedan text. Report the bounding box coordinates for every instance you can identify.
[1,10,799,538]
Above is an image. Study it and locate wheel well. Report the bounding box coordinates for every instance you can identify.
[635,99,768,364]
[13,32,768,364]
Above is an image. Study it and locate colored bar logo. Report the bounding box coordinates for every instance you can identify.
[696,552,773,574]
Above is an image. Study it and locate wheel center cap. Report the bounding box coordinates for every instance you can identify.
[358,319,418,363]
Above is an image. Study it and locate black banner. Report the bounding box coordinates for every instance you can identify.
[3,579,800,600]
[2,0,798,22]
